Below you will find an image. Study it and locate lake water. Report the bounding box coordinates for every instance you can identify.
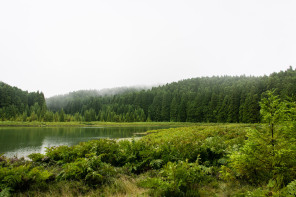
[0,126,167,158]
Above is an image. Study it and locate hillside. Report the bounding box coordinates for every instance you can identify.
[46,67,296,123]
[0,82,46,120]
[1,67,296,123]
[46,86,152,112]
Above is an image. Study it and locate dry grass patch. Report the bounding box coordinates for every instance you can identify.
[98,175,149,197]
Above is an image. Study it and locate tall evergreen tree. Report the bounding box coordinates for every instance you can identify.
[170,97,178,122]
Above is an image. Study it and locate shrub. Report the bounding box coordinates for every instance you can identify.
[43,139,120,165]
[140,160,211,196]
[0,164,53,193]
[281,180,296,197]
[221,90,296,190]
[58,155,116,186]
[28,153,45,162]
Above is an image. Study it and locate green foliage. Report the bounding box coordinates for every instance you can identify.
[43,111,54,122]
[58,155,116,186]
[222,90,296,191]
[1,121,296,195]
[3,67,296,123]
[117,139,152,173]
[43,139,120,166]
[227,126,296,187]
[260,90,284,124]
[0,159,53,193]
[141,160,210,196]
[28,153,45,162]
[41,67,296,123]
[244,188,270,197]
[139,125,247,167]
[283,180,296,197]
[0,188,11,197]
[59,109,65,122]
[0,82,46,121]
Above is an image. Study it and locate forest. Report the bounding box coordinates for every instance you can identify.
[1,67,296,123]
[1,68,296,196]
[1,89,296,196]
[0,82,46,122]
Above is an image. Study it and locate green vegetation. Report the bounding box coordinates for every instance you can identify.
[1,89,296,196]
[2,67,296,124]
[0,82,46,122]
[0,121,198,127]
[1,68,296,196]
[0,124,247,196]
[220,90,296,195]
[45,67,296,123]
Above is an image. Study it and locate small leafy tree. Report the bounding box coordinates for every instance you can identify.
[222,90,296,191]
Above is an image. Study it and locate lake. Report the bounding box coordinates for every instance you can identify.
[0,126,167,158]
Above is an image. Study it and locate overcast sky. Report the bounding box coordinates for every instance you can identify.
[1,0,296,97]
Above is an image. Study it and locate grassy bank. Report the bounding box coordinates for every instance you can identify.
[0,121,204,127]
[1,123,295,196]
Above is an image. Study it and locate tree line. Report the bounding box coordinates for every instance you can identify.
[2,91,296,196]
[0,82,46,121]
[1,67,296,122]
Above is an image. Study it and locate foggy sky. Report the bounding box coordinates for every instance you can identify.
[1,0,296,97]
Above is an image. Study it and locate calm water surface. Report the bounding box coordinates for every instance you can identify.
[0,126,167,158]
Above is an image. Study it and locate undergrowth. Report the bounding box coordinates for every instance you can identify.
[1,123,295,196]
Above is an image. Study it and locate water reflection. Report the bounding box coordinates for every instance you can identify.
[0,126,167,158]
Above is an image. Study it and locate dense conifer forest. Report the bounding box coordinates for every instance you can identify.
[47,67,296,123]
[0,82,46,121]
[1,67,296,123]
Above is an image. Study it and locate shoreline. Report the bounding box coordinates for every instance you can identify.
[0,121,206,128]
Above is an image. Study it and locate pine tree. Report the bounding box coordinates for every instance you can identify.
[170,97,178,122]
[224,90,296,189]
[161,92,171,121]
[59,109,65,122]
[178,96,187,122]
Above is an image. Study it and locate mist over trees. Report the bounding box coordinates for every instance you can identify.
[1,67,296,123]
[44,67,296,123]
[46,86,153,112]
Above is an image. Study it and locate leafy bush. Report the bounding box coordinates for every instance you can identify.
[129,125,248,172]
[0,187,11,197]
[140,160,211,196]
[280,180,296,197]
[45,145,75,164]
[28,153,45,162]
[117,139,155,173]
[44,139,120,165]
[0,164,53,193]
[58,155,116,186]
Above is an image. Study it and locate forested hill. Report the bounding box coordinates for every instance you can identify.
[46,67,296,123]
[46,86,152,112]
[0,82,46,120]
